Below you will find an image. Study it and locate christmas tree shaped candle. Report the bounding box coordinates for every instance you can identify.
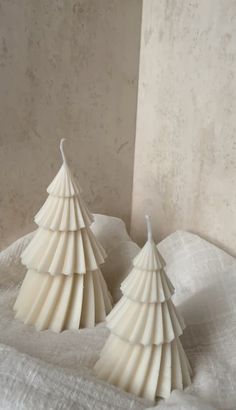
[94,215,192,400]
[14,139,112,332]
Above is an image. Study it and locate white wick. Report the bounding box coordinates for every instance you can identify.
[145,214,153,242]
[60,138,67,164]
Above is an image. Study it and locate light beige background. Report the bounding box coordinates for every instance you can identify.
[0,0,142,249]
[131,0,236,256]
[1,0,236,256]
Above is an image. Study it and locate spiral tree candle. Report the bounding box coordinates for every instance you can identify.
[14,139,112,332]
[94,215,192,400]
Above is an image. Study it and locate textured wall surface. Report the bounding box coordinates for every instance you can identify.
[0,0,142,249]
[131,0,236,255]
[1,0,236,256]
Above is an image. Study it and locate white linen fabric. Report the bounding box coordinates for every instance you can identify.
[0,214,235,410]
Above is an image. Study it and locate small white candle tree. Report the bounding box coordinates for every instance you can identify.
[94,215,192,400]
[14,139,112,332]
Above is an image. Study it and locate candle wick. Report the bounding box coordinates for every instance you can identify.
[145,214,153,242]
[60,138,67,164]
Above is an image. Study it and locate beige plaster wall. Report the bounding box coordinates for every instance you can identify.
[131,0,236,256]
[1,0,236,256]
[0,0,142,249]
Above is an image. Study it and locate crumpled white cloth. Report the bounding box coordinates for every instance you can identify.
[0,214,235,410]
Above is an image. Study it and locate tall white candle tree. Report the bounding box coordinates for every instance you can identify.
[14,139,112,332]
[94,215,192,401]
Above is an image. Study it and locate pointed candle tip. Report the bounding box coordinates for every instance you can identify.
[145,214,153,242]
[60,138,67,163]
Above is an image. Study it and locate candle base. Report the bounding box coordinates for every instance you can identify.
[14,268,112,332]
